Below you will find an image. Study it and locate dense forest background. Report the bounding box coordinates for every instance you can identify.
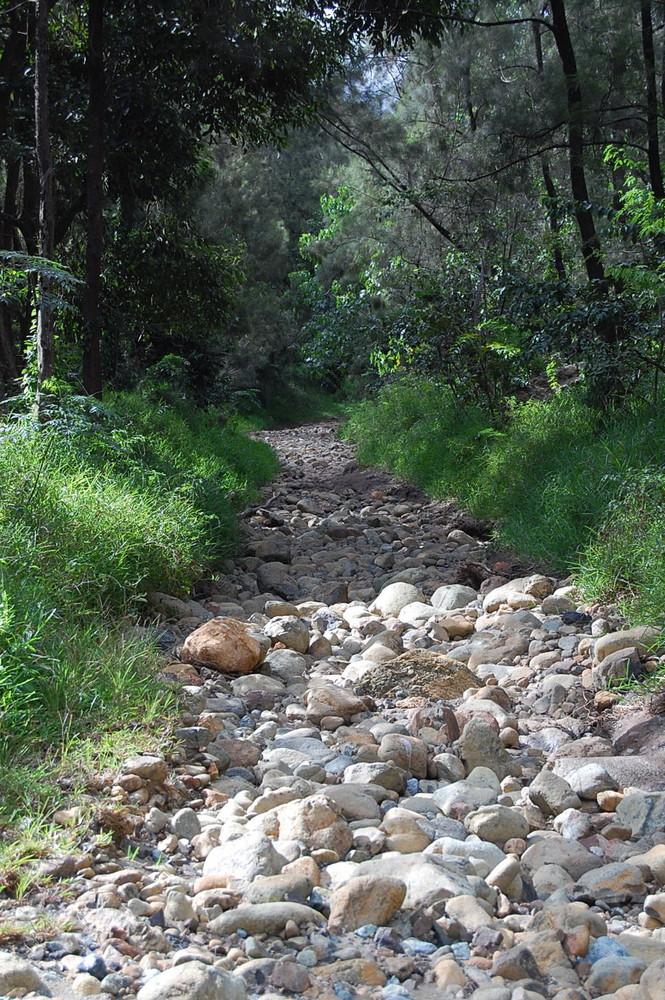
[3,0,665,800]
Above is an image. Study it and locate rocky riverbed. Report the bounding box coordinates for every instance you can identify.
[3,420,665,1000]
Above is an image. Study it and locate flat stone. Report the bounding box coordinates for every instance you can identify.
[209,902,324,936]
[575,863,646,904]
[136,961,246,1000]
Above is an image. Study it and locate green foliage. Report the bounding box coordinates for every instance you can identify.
[0,391,277,783]
[345,378,665,625]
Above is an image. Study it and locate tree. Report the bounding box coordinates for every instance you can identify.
[34,0,55,412]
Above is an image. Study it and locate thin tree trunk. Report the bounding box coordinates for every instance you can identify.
[81,0,105,398]
[540,157,567,282]
[641,2,664,198]
[549,0,607,290]
[34,0,55,412]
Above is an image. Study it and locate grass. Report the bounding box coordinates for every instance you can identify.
[0,390,279,856]
[344,377,665,625]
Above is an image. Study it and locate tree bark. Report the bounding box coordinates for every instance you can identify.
[34,0,56,410]
[549,0,607,289]
[641,2,664,198]
[540,156,567,283]
[81,0,105,398]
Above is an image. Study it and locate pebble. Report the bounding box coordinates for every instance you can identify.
[4,422,665,1000]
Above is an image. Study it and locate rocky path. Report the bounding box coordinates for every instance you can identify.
[4,420,665,1000]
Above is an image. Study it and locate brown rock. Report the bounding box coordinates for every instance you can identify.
[317,958,386,987]
[491,943,540,981]
[358,650,481,700]
[328,875,406,932]
[181,619,262,675]
[377,734,428,778]
[271,961,311,994]
[211,739,261,769]
[305,686,367,724]
[277,796,353,856]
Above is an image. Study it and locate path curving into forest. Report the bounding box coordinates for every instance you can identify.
[3,421,665,1000]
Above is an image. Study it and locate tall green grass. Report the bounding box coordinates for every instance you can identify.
[0,393,278,818]
[344,379,665,624]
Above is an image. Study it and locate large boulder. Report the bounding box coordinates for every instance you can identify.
[181,619,263,675]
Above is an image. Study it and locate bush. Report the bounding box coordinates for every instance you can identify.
[0,392,278,801]
[344,378,665,624]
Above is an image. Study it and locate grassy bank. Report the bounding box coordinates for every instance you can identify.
[343,379,665,625]
[0,392,278,822]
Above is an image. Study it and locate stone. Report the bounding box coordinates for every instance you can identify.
[586,956,647,996]
[277,795,353,856]
[370,583,424,616]
[263,615,310,653]
[181,619,263,675]
[521,838,603,880]
[458,717,518,780]
[575,863,646,904]
[0,952,50,996]
[171,807,201,840]
[377,733,427,778]
[305,685,366,724]
[431,585,478,611]
[363,649,482,700]
[380,808,431,853]
[617,792,665,836]
[136,960,247,1000]
[565,763,619,799]
[464,804,529,845]
[256,563,298,600]
[592,646,642,690]
[529,770,581,816]
[202,833,286,885]
[628,846,665,885]
[328,851,476,908]
[445,894,494,932]
[641,957,665,1000]
[491,943,540,981]
[209,902,325,936]
[594,626,660,663]
[327,875,406,932]
[343,762,407,794]
[433,959,469,988]
[271,961,311,993]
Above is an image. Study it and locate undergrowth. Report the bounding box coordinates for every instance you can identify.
[0,390,278,831]
[344,378,665,625]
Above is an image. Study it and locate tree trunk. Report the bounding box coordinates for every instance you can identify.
[81,0,105,398]
[540,157,567,283]
[549,0,607,289]
[641,2,664,198]
[34,0,55,411]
